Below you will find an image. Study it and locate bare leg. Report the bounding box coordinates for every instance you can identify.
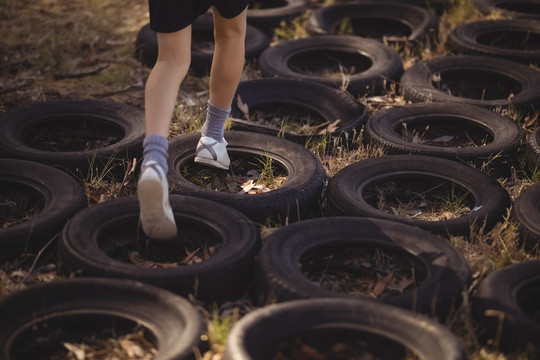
[138,27,191,241]
[209,6,247,109]
[145,27,192,137]
[194,7,248,170]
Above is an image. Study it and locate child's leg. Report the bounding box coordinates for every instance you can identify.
[209,6,247,110]
[195,6,247,169]
[145,28,192,139]
[139,28,191,241]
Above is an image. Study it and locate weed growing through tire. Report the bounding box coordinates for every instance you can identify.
[181,154,287,194]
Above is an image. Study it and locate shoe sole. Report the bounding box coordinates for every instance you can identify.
[194,156,229,170]
[138,178,177,240]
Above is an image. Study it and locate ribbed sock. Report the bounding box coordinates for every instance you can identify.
[201,100,230,142]
[142,134,169,174]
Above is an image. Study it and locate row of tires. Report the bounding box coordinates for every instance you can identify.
[136,1,540,71]
[0,259,538,358]
[1,90,539,178]
[135,1,540,114]
[2,128,540,260]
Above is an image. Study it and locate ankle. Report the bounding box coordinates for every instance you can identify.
[201,100,230,141]
[142,134,169,173]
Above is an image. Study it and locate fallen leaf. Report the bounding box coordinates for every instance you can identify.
[236,95,250,120]
[240,179,255,193]
[524,111,539,128]
[119,338,144,358]
[373,269,395,297]
[317,119,341,135]
[63,342,86,360]
[395,277,416,293]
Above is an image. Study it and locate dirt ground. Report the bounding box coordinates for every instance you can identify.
[1,0,157,115]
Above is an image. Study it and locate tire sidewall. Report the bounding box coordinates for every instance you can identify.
[167,131,327,224]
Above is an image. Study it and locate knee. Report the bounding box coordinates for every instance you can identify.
[214,24,246,43]
[156,49,191,71]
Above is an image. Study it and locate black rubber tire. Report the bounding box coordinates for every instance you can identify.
[167,131,327,225]
[135,16,270,75]
[525,127,540,173]
[446,19,540,64]
[307,1,437,41]
[365,102,524,170]
[399,55,540,115]
[472,260,540,352]
[326,154,511,236]
[473,0,540,20]
[247,0,311,34]
[223,297,468,360]
[512,182,540,252]
[258,35,404,95]
[0,98,145,177]
[57,195,261,304]
[387,0,452,14]
[230,78,368,146]
[0,278,204,360]
[253,216,471,321]
[0,159,87,260]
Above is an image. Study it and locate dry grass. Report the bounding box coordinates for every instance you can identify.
[1,0,539,359]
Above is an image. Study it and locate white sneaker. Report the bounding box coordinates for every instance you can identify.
[137,161,177,240]
[194,136,230,170]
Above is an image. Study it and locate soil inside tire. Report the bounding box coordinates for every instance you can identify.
[396,118,493,147]
[10,314,157,360]
[476,31,540,51]
[432,70,522,101]
[241,103,329,136]
[288,50,372,78]
[21,118,124,152]
[182,154,288,194]
[272,327,419,360]
[300,244,426,298]
[99,218,222,267]
[0,182,45,228]
[363,176,475,221]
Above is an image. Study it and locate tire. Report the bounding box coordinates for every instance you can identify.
[0,98,145,177]
[307,1,437,41]
[57,195,261,304]
[252,216,470,321]
[472,260,540,352]
[365,102,524,171]
[230,78,368,146]
[388,0,452,14]
[247,0,311,33]
[525,127,540,173]
[167,131,327,225]
[258,35,404,95]
[399,55,540,115]
[0,159,87,260]
[223,297,468,360]
[135,16,270,75]
[473,0,540,20]
[447,19,540,64]
[512,182,540,252]
[326,154,511,236]
[0,278,204,360]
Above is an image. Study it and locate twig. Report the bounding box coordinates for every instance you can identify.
[23,233,60,283]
